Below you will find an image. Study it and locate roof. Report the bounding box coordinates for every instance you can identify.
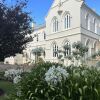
[34,24,46,31]
[82,3,100,19]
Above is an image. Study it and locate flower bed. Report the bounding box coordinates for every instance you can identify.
[8,62,100,100]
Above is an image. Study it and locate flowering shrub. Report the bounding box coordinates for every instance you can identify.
[13,75,21,84]
[45,66,68,85]
[8,62,100,100]
[4,69,23,83]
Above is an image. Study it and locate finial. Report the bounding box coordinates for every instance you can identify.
[58,0,62,7]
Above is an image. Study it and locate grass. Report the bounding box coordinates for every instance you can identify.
[0,80,16,100]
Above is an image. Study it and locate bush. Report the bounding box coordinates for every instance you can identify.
[0,71,5,80]
[9,62,100,100]
[0,71,8,81]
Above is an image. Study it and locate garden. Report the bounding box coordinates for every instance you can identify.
[0,0,99,99]
[3,62,100,100]
[0,80,15,100]
[0,41,100,100]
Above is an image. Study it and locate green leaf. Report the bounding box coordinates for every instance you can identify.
[79,88,82,95]
[29,93,34,99]
[75,83,78,88]
[35,88,38,93]
[79,96,83,100]
[83,85,87,92]
[85,78,88,83]
[94,88,99,96]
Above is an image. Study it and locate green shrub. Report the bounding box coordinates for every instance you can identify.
[0,71,7,81]
[9,62,100,100]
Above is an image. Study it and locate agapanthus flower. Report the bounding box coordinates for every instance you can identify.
[45,66,68,85]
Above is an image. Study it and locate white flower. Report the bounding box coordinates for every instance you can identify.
[4,69,23,84]
[4,69,23,80]
[13,75,21,84]
[45,66,68,86]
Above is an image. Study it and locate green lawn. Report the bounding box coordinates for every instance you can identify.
[0,80,16,100]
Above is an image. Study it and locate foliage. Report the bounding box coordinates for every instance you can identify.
[91,50,100,59]
[9,62,100,100]
[32,47,44,63]
[96,61,100,67]
[4,69,23,83]
[58,55,63,59]
[91,53,97,59]
[63,44,71,50]
[72,41,88,57]
[65,55,73,60]
[45,66,68,86]
[0,80,16,100]
[32,47,44,55]
[58,41,88,65]
[0,0,32,61]
[38,57,45,64]
[0,71,5,80]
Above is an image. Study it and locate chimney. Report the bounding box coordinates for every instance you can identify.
[31,22,36,30]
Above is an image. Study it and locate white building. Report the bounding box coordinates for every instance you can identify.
[5,0,100,65]
[24,0,100,63]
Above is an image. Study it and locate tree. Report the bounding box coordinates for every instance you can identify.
[72,41,88,65]
[57,41,88,65]
[72,42,88,58]
[0,0,32,61]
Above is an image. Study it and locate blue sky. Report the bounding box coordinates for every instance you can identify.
[26,0,100,25]
[5,0,100,25]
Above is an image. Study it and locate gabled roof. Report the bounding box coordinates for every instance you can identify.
[82,3,100,19]
[34,24,46,31]
[45,0,61,18]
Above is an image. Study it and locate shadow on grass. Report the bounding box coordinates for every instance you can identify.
[0,80,16,100]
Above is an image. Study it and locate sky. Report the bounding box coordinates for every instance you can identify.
[4,0,100,25]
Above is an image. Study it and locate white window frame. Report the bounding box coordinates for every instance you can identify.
[64,13,70,29]
[52,17,58,32]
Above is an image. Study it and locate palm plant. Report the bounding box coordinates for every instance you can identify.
[32,47,44,63]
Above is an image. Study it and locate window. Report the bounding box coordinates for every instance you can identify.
[44,32,46,39]
[53,44,58,57]
[52,17,58,32]
[64,13,70,29]
[63,41,71,56]
[88,19,90,30]
[86,14,90,30]
[94,19,97,33]
[37,34,38,41]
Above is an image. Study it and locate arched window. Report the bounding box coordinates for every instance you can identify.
[64,13,70,29]
[52,17,58,32]
[37,34,38,42]
[86,14,90,30]
[44,32,46,39]
[94,19,97,33]
[53,43,58,57]
[63,41,71,56]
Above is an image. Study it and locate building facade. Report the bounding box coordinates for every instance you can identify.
[5,0,100,65]
[24,0,100,64]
